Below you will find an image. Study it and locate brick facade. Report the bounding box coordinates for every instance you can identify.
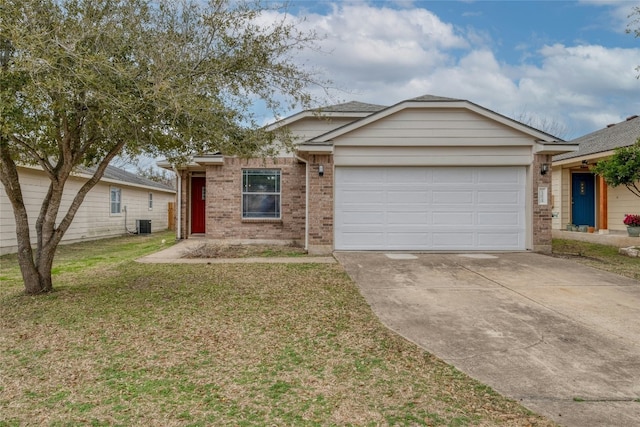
[182,157,306,244]
[532,153,553,253]
[178,153,555,254]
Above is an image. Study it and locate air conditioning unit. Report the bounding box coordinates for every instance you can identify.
[136,219,152,235]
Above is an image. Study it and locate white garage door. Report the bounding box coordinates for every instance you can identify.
[334,166,526,251]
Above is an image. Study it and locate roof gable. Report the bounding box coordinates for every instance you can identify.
[308,95,564,144]
[554,115,640,161]
[264,101,386,131]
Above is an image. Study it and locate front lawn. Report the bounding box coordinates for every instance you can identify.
[0,233,554,426]
[552,238,640,280]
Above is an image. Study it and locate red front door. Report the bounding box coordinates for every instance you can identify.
[191,177,206,234]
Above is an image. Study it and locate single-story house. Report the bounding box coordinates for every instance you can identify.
[552,115,640,233]
[163,95,577,254]
[0,164,176,255]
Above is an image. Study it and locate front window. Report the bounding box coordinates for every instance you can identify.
[110,187,121,214]
[242,169,281,219]
[148,192,153,210]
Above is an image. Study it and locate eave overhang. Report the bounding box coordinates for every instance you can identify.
[295,144,334,154]
[534,142,579,155]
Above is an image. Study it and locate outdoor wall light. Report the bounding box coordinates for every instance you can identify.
[318,164,324,176]
[540,163,549,175]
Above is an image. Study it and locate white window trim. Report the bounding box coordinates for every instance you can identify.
[148,192,153,211]
[241,169,281,219]
[110,187,122,215]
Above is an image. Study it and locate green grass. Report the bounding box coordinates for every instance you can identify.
[552,238,640,280]
[0,233,555,426]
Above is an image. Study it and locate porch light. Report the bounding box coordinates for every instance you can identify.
[540,163,549,175]
[318,164,324,177]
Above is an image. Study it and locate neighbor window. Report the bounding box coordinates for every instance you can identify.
[148,192,153,210]
[110,187,122,214]
[242,169,281,219]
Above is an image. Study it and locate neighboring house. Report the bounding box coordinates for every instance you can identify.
[162,95,576,254]
[0,164,176,255]
[552,115,640,233]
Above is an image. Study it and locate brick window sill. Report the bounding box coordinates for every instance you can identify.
[242,218,283,224]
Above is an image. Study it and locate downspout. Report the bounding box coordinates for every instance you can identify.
[173,166,182,240]
[295,155,309,251]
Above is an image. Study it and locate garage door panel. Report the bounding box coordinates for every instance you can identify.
[337,232,385,248]
[387,191,429,203]
[386,168,430,183]
[387,211,429,225]
[433,168,473,183]
[432,212,474,225]
[335,166,526,251]
[477,190,521,205]
[340,210,384,225]
[387,232,430,247]
[339,168,384,183]
[477,212,522,226]
[433,191,474,204]
[433,232,475,248]
[477,168,522,183]
[477,232,522,247]
[339,190,384,204]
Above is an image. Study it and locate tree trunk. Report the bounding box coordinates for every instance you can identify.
[17,249,53,294]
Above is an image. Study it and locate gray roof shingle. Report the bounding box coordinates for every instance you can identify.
[317,101,387,113]
[408,94,463,102]
[554,115,640,161]
[78,164,175,192]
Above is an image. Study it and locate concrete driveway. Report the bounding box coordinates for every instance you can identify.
[335,252,640,427]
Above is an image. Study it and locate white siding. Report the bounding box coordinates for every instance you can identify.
[272,116,359,158]
[0,167,175,255]
[335,146,533,167]
[551,167,562,229]
[289,117,358,141]
[332,108,535,147]
[332,108,537,168]
[608,185,640,232]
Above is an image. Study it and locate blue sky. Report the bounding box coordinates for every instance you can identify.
[257,0,640,140]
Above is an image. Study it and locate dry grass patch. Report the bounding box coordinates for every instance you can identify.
[182,242,308,259]
[552,239,640,280]
[1,234,555,426]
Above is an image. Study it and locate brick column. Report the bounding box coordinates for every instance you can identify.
[532,154,552,253]
[306,154,334,254]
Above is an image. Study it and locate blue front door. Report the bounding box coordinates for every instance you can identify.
[571,173,595,227]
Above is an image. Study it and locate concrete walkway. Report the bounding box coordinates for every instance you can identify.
[136,239,336,264]
[335,251,640,427]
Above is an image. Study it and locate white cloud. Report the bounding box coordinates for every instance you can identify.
[294,4,467,90]
[579,0,640,33]
[260,3,640,139]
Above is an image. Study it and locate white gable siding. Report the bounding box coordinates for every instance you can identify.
[271,117,359,158]
[332,109,534,147]
[289,116,359,141]
[0,167,175,255]
[333,108,537,167]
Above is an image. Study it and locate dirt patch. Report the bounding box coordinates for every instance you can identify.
[182,243,308,259]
